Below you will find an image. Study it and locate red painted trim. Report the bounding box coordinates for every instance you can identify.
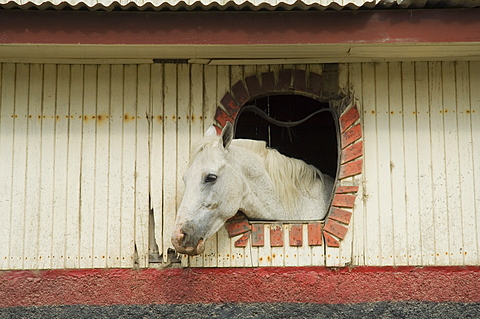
[2,267,480,307]
[1,9,480,45]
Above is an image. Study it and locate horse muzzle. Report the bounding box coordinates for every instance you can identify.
[171,223,206,256]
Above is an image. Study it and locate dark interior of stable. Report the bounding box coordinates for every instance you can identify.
[234,94,339,179]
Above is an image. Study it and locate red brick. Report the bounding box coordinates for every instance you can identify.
[245,75,262,97]
[293,69,307,92]
[341,141,363,164]
[308,223,323,246]
[289,224,303,246]
[332,194,356,208]
[214,124,222,135]
[214,107,234,128]
[277,69,292,91]
[269,224,284,247]
[329,208,353,225]
[340,107,360,133]
[251,224,265,247]
[220,92,241,119]
[339,159,363,179]
[261,71,275,92]
[307,72,322,96]
[324,219,349,240]
[341,123,362,147]
[231,81,250,106]
[335,186,359,194]
[234,232,250,247]
[226,219,251,237]
[323,231,340,247]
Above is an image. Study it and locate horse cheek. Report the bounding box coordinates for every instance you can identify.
[221,177,244,218]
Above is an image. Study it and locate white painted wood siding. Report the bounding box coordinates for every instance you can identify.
[2,61,480,270]
[0,63,153,269]
[0,63,332,269]
[349,61,480,266]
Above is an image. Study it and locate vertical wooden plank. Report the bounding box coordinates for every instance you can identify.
[135,64,151,268]
[401,61,422,266]
[79,64,97,269]
[415,62,435,266]
[309,223,324,266]
[470,62,480,265]
[442,61,463,265]
[217,226,232,267]
[0,63,13,269]
[150,63,165,265]
[107,65,124,267]
[361,62,381,266]
[162,63,178,262]
[37,64,57,269]
[258,224,272,267]
[65,64,83,269]
[51,64,70,269]
[464,62,480,265]
[375,62,394,266]
[23,64,43,270]
[429,61,449,265]
[348,63,365,266]
[297,224,311,266]
[92,64,110,269]
[284,224,298,266]
[456,61,476,265]
[203,64,219,130]
[121,64,137,267]
[270,223,284,267]
[388,62,408,266]
[176,62,190,206]
[9,63,29,269]
[230,233,246,267]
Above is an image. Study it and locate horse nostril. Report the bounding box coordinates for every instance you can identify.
[181,231,189,246]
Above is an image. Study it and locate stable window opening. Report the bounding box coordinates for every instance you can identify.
[234,94,339,219]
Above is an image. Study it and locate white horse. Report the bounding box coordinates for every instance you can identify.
[171,122,334,256]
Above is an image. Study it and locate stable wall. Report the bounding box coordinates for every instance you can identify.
[0,61,479,270]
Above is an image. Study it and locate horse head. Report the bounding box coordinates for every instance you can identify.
[171,122,243,256]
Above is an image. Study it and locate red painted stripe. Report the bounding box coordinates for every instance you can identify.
[1,9,480,45]
[1,267,480,307]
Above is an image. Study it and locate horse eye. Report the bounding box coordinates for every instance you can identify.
[204,174,217,183]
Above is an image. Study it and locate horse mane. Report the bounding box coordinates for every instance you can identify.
[233,139,323,212]
[190,135,323,212]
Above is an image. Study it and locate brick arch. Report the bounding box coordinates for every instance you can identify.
[214,69,362,248]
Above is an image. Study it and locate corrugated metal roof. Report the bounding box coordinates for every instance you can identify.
[1,0,479,11]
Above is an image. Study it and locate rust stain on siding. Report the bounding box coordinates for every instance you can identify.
[124,113,135,122]
[97,114,109,124]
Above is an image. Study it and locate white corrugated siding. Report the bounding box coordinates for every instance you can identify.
[349,61,480,266]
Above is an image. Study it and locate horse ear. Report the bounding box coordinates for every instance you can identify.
[205,125,217,137]
[221,121,234,149]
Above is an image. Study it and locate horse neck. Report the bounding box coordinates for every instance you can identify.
[228,144,290,220]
